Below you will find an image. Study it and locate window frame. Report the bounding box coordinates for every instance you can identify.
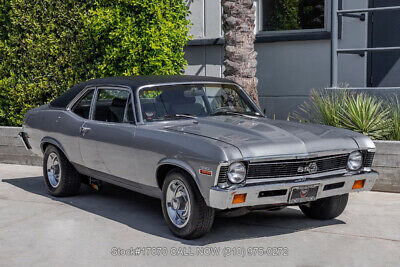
[70,88,96,120]
[91,86,135,125]
[67,85,137,125]
[255,0,330,38]
[135,82,264,125]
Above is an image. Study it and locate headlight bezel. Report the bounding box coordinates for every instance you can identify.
[347,151,363,171]
[227,162,247,184]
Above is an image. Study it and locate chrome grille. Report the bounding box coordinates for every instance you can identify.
[246,154,349,180]
[217,166,229,183]
[363,151,375,167]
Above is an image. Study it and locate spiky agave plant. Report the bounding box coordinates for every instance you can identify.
[387,95,400,141]
[293,89,346,127]
[338,93,390,140]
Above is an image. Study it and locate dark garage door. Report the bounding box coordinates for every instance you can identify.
[368,0,400,87]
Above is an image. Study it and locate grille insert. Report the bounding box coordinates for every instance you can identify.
[217,166,229,183]
[363,151,375,167]
[246,154,349,180]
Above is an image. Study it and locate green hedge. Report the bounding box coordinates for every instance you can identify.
[0,0,190,126]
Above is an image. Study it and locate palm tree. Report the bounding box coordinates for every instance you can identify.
[222,0,259,106]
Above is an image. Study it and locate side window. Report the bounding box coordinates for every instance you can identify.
[72,89,95,119]
[93,89,130,123]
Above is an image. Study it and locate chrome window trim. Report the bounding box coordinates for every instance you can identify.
[135,81,264,125]
[92,86,131,124]
[66,86,96,119]
[67,84,132,110]
[89,88,98,120]
[67,85,96,111]
[66,84,138,125]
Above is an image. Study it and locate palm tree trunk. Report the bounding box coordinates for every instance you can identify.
[222,0,259,106]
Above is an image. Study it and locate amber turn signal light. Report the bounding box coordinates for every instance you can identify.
[232,193,247,204]
[352,179,365,190]
[200,169,212,176]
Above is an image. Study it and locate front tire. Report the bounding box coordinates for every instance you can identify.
[43,145,81,197]
[161,169,215,239]
[299,194,349,220]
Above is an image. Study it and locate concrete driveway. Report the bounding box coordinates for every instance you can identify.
[0,163,399,267]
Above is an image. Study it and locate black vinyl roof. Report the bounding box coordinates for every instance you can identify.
[49,75,234,108]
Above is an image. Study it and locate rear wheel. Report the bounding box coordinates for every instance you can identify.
[43,145,81,197]
[161,169,215,239]
[299,194,349,220]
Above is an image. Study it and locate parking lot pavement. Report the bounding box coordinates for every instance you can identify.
[0,163,399,267]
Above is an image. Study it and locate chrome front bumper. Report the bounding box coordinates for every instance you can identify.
[208,171,378,210]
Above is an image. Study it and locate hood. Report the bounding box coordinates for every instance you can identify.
[164,116,366,158]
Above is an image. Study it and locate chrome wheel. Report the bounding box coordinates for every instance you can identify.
[47,152,61,188]
[165,179,191,228]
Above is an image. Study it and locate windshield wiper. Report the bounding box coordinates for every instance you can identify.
[174,114,198,119]
[164,114,198,120]
[211,110,263,118]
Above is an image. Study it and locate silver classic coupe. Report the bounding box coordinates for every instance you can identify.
[19,76,378,239]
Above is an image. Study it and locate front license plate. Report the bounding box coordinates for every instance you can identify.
[289,184,320,204]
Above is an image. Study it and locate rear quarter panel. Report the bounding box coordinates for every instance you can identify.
[23,106,83,164]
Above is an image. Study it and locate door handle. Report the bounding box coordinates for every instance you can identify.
[80,126,91,136]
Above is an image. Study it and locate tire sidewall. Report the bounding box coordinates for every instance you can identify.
[300,193,349,220]
[161,170,202,237]
[43,146,64,195]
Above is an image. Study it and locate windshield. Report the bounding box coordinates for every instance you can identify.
[138,84,260,122]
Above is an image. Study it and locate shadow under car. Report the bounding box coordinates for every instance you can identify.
[2,176,345,245]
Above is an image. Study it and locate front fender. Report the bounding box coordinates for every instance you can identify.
[156,158,203,194]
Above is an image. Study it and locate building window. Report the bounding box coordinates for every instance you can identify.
[257,0,326,33]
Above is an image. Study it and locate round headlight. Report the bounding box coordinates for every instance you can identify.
[348,151,363,171]
[227,162,246,184]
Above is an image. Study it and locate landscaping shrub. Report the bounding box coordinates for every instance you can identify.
[0,0,93,126]
[293,89,392,140]
[293,89,345,127]
[388,96,400,141]
[0,0,191,126]
[337,93,390,140]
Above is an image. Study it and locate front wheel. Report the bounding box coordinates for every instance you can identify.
[299,194,349,220]
[161,169,215,239]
